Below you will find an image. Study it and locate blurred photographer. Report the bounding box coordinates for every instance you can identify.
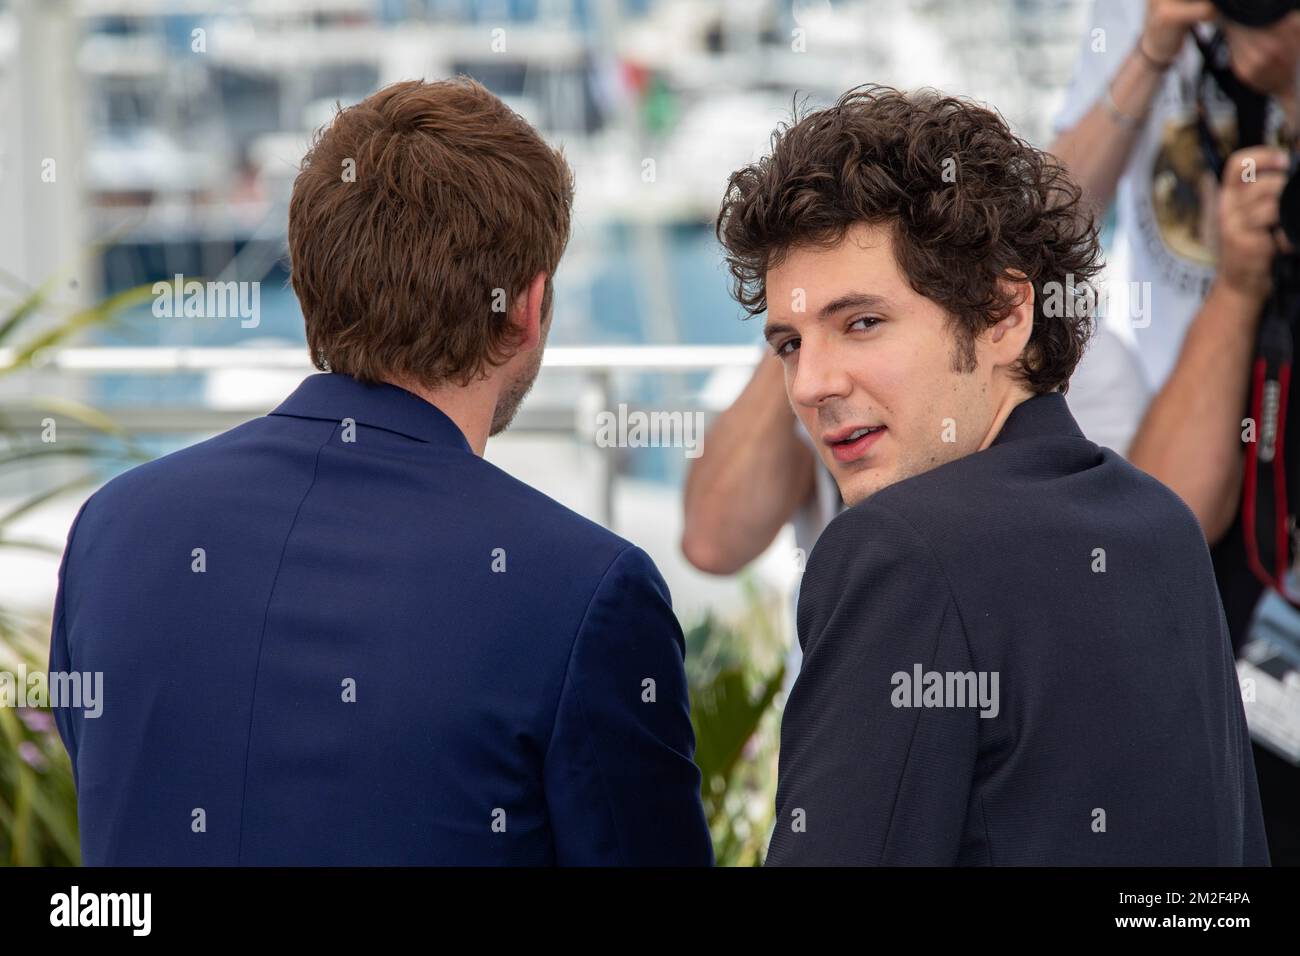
[1051,0,1300,865]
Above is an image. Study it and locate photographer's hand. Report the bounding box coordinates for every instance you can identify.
[1143,0,1216,67]
[1218,146,1291,301]
[1050,1,1214,216]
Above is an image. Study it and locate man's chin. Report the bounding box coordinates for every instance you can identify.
[489,403,521,437]
[489,368,541,436]
[835,468,895,508]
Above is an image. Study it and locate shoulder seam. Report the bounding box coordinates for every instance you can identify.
[847,501,980,866]
[840,499,973,658]
[540,543,639,864]
[543,543,637,753]
[235,420,335,864]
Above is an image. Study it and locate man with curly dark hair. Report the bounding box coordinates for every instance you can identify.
[717,85,1268,866]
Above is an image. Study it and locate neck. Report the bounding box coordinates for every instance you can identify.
[382,374,496,456]
[978,384,1035,452]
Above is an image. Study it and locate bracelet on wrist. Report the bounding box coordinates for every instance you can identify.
[1135,37,1176,72]
[1104,82,1146,131]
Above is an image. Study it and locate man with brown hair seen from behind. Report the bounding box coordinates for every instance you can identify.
[49,78,713,866]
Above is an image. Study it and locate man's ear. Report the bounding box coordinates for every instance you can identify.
[986,275,1035,369]
[510,272,549,354]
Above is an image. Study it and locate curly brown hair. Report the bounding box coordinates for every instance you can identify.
[716,85,1102,394]
[289,77,574,389]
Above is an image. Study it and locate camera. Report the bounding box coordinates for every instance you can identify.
[1212,0,1298,28]
[1203,1,1300,241]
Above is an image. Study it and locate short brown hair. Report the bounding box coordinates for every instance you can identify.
[716,85,1102,393]
[289,77,574,388]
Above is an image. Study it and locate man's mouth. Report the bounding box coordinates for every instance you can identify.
[824,424,886,464]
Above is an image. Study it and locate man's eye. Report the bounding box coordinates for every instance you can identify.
[848,316,881,333]
[774,338,800,357]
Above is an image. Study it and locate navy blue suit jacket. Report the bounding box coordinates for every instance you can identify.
[50,372,713,866]
[767,392,1269,866]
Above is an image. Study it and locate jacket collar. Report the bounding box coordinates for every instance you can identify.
[990,391,1084,448]
[269,372,472,451]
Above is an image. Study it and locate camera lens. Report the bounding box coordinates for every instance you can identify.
[1212,0,1298,27]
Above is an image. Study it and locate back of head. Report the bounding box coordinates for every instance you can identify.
[288,77,575,390]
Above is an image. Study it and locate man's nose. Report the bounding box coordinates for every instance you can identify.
[789,338,852,410]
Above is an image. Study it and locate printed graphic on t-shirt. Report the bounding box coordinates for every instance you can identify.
[1137,50,1290,305]
[1134,64,1233,303]
[1150,113,1227,266]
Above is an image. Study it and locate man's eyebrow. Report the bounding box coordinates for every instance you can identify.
[817,292,891,320]
[764,292,892,343]
[763,321,798,343]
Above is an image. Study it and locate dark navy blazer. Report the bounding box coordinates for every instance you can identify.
[767,392,1270,866]
[51,371,713,866]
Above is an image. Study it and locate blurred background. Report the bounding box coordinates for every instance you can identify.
[0,0,1094,865]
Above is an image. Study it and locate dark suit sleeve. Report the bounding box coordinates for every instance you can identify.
[48,497,92,783]
[543,545,713,866]
[767,501,981,866]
